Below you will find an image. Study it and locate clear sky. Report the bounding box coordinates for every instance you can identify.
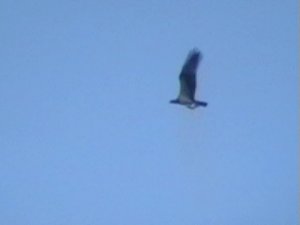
[0,0,298,224]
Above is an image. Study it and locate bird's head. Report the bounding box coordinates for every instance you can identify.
[170,99,180,104]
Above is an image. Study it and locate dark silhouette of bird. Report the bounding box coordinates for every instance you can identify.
[170,48,208,109]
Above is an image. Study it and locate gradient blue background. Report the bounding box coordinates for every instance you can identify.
[0,0,298,224]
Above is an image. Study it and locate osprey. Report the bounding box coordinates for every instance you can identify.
[170,48,208,109]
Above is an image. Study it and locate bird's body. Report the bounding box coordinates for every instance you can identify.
[170,48,207,109]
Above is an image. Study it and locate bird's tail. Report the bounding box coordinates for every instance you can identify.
[195,101,208,107]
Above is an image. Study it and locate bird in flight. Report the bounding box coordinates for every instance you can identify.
[170,48,208,109]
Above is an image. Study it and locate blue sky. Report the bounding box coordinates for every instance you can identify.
[0,0,298,224]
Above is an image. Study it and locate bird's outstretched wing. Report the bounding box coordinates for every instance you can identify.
[179,49,202,101]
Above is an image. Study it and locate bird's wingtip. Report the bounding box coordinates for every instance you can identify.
[188,48,203,59]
